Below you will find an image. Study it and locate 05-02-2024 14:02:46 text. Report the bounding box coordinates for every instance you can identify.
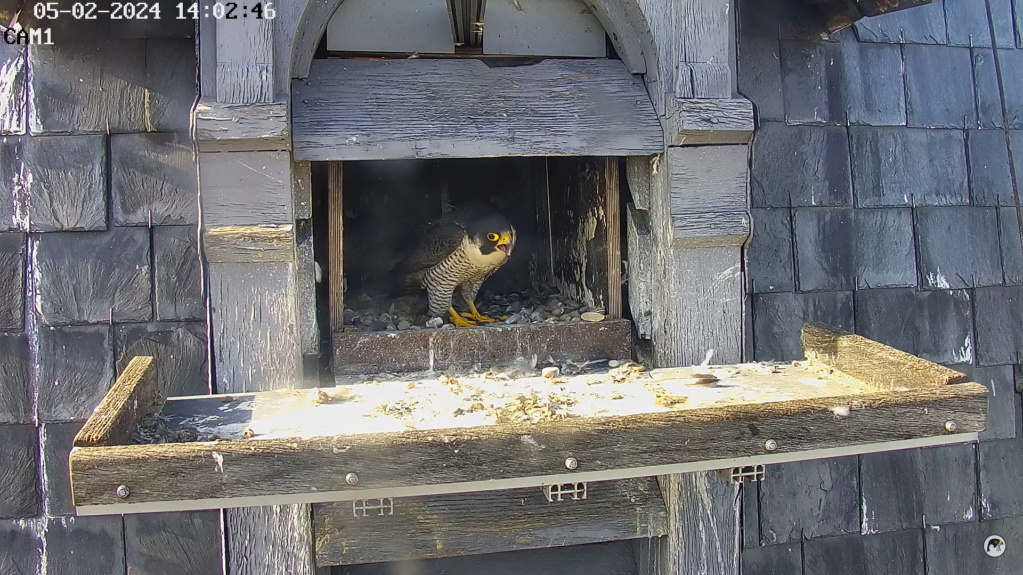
[32,2,277,20]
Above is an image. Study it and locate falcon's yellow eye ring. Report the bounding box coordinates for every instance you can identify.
[487,233,499,242]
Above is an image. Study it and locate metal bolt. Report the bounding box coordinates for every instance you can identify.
[115,485,130,499]
[764,439,778,452]
[564,457,579,470]
[945,421,958,433]
[345,473,359,486]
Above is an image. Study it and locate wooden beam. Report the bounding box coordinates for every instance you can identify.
[333,319,633,375]
[73,356,158,448]
[669,99,755,146]
[203,225,295,263]
[198,151,293,226]
[801,323,972,391]
[313,478,668,566]
[626,203,654,340]
[327,162,344,334]
[215,18,273,104]
[677,0,733,98]
[193,99,289,152]
[291,59,664,161]
[671,212,751,249]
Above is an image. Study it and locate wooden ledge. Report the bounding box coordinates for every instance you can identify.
[667,98,755,146]
[193,99,290,152]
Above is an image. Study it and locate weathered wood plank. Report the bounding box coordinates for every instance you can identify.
[626,156,656,211]
[297,220,320,357]
[668,145,749,215]
[203,224,295,263]
[125,511,223,575]
[226,505,318,575]
[291,59,664,161]
[626,203,653,339]
[333,319,633,375]
[671,212,751,248]
[482,0,606,57]
[292,161,313,220]
[325,0,456,54]
[194,99,289,152]
[216,18,273,104]
[328,163,344,334]
[68,371,988,510]
[802,323,971,390]
[74,356,158,448]
[209,262,302,392]
[582,0,647,73]
[313,478,667,566]
[670,99,756,146]
[199,15,217,98]
[199,151,293,226]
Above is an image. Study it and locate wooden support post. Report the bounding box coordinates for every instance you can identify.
[327,162,344,334]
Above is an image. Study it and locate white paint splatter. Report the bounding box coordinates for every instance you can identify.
[952,336,973,364]
[831,405,850,417]
[927,269,952,289]
[211,451,224,473]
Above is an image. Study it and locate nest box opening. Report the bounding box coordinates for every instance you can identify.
[310,156,637,377]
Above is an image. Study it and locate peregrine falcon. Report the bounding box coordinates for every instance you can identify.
[393,205,516,327]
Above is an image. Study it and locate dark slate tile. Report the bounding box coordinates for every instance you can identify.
[153,225,203,321]
[0,424,39,519]
[125,511,222,575]
[850,127,968,207]
[855,288,974,365]
[24,135,107,232]
[737,0,784,122]
[0,43,26,135]
[853,0,947,44]
[752,291,855,361]
[969,129,1016,206]
[40,421,83,517]
[742,479,761,549]
[975,50,1023,130]
[793,208,915,291]
[999,51,1023,130]
[926,515,1023,575]
[1018,0,1023,49]
[27,36,147,134]
[904,45,976,129]
[980,438,1023,519]
[35,325,113,423]
[145,39,198,133]
[946,0,1015,48]
[0,232,25,330]
[0,520,41,574]
[781,40,905,126]
[860,444,978,534]
[0,137,26,232]
[975,287,1023,365]
[852,208,917,289]
[111,133,198,227]
[1000,208,1023,286]
[804,530,924,575]
[42,515,125,575]
[740,543,801,575]
[916,207,1002,289]
[115,322,208,398]
[793,208,853,291]
[749,209,794,293]
[35,228,152,326]
[0,333,32,425]
[958,365,1021,440]
[1014,131,1023,190]
[751,122,851,208]
[759,456,859,544]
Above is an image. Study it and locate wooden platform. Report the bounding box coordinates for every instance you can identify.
[290,58,665,161]
[67,324,988,516]
[332,318,634,375]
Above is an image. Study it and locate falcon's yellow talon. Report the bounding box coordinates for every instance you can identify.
[465,302,500,323]
[449,307,476,327]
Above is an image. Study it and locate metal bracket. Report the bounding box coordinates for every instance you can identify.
[543,482,588,502]
[352,497,394,517]
[728,464,766,483]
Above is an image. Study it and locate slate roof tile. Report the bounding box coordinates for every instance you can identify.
[145,39,198,133]
[737,0,784,122]
[956,364,1021,440]
[751,122,852,208]
[968,129,1016,206]
[0,333,31,425]
[975,50,1023,130]
[850,127,968,207]
[853,0,948,45]
[0,43,26,135]
[0,137,25,232]
[1000,208,1023,286]
[0,519,41,574]
[153,226,204,321]
[111,133,198,227]
[24,135,107,232]
[975,286,1023,365]
[0,424,39,520]
[915,207,1002,289]
[904,45,976,129]
[35,325,113,423]
[854,288,974,365]
[758,456,860,544]
[749,208,794,293]
[925,515,1023,575]
[42,515,125,575]
[752,291,855,361]
[125,512,223,575]
[0,233,25,331]
[114,322,209,398]
[979,438,1023,519]
[803,530,924,575]
[740,543,801,575]
[860,444,978,534]
[40,421,83,516]
[945,0,1015,48]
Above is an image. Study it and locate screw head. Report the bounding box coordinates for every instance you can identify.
[764,439,778,452]
[945,421,958,433]
[345,473,359,485]
[564,457,579,470]
[115,485,130,499]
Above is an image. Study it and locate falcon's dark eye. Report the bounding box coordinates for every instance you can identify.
[487,233,499,242]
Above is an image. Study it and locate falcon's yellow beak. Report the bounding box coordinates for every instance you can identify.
[496,232,514,256]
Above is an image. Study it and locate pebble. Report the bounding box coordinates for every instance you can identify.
[368,320,387,331]
[398,320,412,330]
[542,367,560,379]
[581,311,605,322]
[505,314,520,325]
[608,360,621,368]
[425,317,444,328]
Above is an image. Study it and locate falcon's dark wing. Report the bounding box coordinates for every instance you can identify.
[392,220,466,279]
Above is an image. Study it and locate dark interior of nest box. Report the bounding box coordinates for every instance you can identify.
[310,156,639,377]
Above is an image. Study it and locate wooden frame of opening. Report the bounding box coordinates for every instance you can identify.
[326,156,628,375]
[69,324,987,519]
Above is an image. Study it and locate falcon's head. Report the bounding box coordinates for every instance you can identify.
[467,212,516,258]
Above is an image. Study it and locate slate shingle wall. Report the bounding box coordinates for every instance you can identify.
[0,22,220,573]
[739,0,1023,572]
